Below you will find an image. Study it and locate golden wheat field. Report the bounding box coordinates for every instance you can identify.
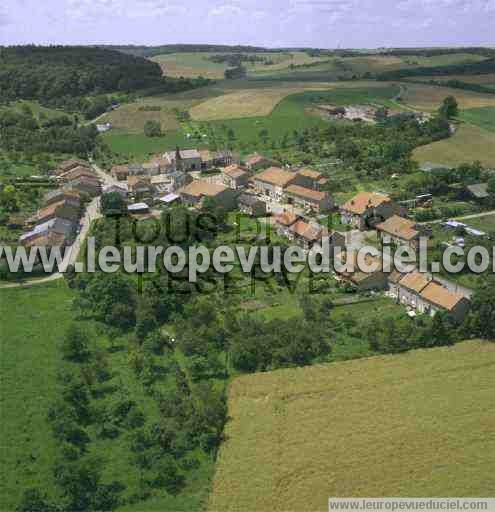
[413,124,495,167]
[209,341,495,512]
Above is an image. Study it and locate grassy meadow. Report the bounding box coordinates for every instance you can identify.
[413,123,495,168]
[0,282,74,510]
[209,341,495,511]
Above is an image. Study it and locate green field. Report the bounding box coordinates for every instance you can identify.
[150,52,337,80]
[209,341,495,511]
[0,282,215,511]
[0,282,74,510]
[102,84,399,160]
[459,107,495,132]
[413,124,495,168]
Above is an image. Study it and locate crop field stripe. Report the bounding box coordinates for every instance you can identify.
[209,341,495,511]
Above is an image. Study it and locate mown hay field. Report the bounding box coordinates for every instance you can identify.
[400,83,495,111]
[413,124,495,167]
[209,341,495,512]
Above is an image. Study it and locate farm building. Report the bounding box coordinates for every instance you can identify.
[284,184,332,213]
[340,192,401,231]
[179,181,235,209]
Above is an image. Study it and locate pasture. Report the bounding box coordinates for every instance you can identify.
[413,124,495,167]
[209,341,495,511]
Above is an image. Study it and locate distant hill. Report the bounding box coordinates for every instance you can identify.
[0,45,164,103]
[101,44,291,58]
[378,56,495,80]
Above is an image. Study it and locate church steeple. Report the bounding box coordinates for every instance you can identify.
[175,146,183,172]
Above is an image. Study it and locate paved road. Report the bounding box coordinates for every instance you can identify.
[91,161,123,188]
[0,197,101,289]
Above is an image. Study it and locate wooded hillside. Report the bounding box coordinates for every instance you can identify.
[0,46,163,103]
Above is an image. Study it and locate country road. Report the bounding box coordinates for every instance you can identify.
[418,210,495,226]
[0,197,101,290]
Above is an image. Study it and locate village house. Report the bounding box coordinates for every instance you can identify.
[387,269,408,299]
[64,176,101,197]
[284,184,332,213]
[417,281,470,321]
[273,211,299,237]
[128,176,153,199]
[56,159,90,175]
[238,193,266,217]
[36,199,81,225]
[245,153,278,172]
[58,165,96,183]
[222,164,250,190]
[20,217,75,246]
[42,189,81,208]
[22,230,68,249]
[179,180,235,209]
[334,251,388,290]
[376,215,426,249]
[252,167,297,201]
[396,270,431,309]
[340,192,401,230]
[293,168,328,190]
[111,165,130,181]
[164,148,202,172]
[287,220,345,251]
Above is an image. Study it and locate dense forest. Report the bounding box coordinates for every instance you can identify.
[0,46,164,103]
